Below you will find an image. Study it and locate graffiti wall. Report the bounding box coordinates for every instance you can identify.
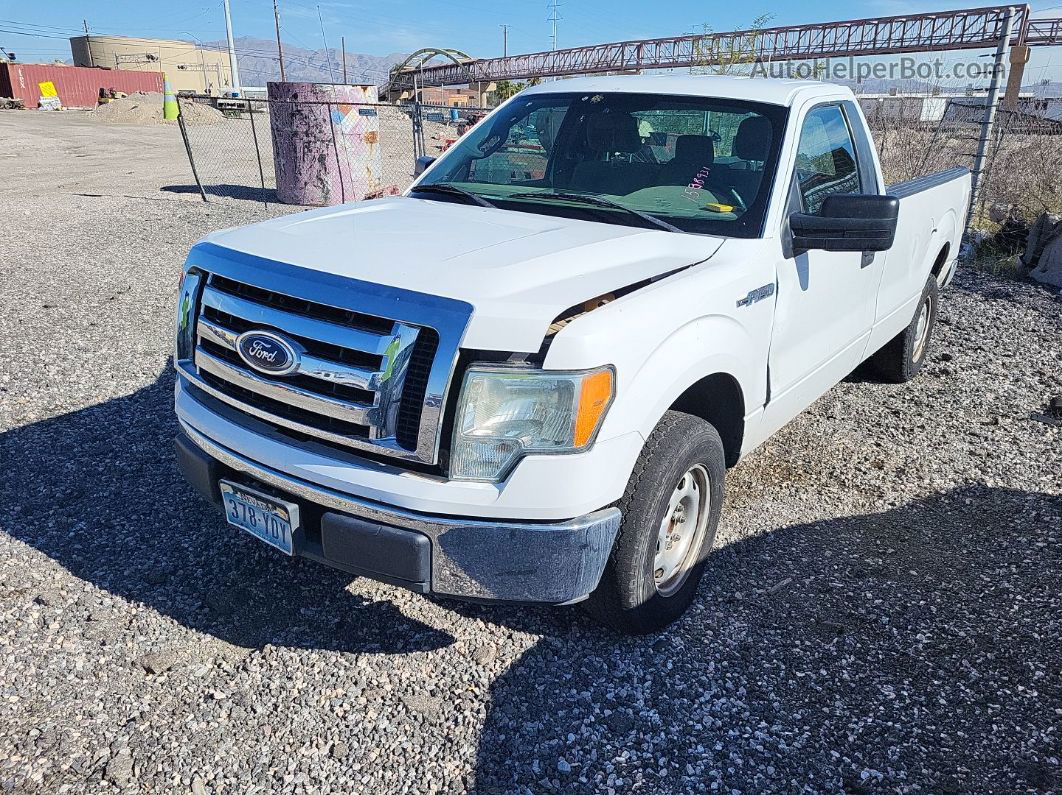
[268,82,384,206]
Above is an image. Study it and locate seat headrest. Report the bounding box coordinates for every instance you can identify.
[585,112,641,154]
[673,135,715,165]
[734,116,772,161]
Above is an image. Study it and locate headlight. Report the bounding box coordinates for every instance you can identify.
[175,268,203,362]
[450,365,615,482]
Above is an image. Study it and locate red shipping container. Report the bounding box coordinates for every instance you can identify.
[0,63,163,109]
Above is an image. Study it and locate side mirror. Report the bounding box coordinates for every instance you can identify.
[414,156,436,176]
[790,194,899,253]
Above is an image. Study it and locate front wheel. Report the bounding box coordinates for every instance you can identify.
[583,411,725,634]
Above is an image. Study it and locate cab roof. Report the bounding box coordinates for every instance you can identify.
[518,74,852,107]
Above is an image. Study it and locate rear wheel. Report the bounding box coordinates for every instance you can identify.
[583,411,725,634]
[868,276,939,383]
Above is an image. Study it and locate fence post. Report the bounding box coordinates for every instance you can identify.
[247,98,269,206]
[969,5,1015,225]
[325,100,348,204]
[412,102,424,161]
[176,100,208,202]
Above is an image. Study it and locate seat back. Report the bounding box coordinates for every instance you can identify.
[717,116,773,205]
[658,135,715,186]
[566,112,656,195]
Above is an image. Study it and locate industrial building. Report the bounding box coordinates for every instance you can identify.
[857,91,1062,133]
[69,35,234,95]
[418,86,481,107]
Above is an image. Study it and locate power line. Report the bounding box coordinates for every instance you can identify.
[0,10,219,37]
[316,4,335,81]
[0,16,353,75]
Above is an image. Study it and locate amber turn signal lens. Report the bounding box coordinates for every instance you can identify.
[574,369,614,448]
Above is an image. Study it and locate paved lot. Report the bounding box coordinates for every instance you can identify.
[0,111,1059,793]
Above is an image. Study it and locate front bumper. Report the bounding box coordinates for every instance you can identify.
[176,423,621,604]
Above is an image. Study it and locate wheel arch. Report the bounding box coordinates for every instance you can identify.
[928,207,960,285]
[931,241,951,280]
[668,373,745,468]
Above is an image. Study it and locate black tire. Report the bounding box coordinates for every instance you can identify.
[868,276,939,384]
[583,411,725,634]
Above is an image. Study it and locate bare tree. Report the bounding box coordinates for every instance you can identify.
[689,14,774,76]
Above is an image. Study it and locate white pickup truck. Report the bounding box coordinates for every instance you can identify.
[175,76,970,633]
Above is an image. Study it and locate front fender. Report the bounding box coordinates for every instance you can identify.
[542,241,776,466]
[600,314,759,442]
[545,299,768,444]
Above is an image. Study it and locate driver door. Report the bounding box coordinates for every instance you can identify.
[766,103,881,420]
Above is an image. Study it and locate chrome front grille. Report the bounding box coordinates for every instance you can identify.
[176,243,473,467]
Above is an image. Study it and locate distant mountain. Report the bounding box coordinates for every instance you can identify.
[204,36,406,86]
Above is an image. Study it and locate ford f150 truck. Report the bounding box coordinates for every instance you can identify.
[175,76,970,633]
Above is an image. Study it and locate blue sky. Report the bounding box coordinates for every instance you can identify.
[2,0,1061,82]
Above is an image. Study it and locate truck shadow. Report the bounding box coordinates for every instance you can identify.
[161,183,279,203]
[4,373,1059,789]
[465,484,1061,792]
[0,372,452,654]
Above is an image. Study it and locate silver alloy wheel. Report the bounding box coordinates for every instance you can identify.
[653,464,711,597]
[912,295,931,362]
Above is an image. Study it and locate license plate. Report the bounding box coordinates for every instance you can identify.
[219,480,299,556]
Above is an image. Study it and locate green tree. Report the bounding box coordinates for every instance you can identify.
[493,80,523,101]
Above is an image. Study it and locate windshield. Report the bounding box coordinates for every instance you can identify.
[414,91,788,237]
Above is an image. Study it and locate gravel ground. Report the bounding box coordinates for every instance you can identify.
[0,112,1060,794]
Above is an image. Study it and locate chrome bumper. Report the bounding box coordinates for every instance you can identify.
[176,422,621,604]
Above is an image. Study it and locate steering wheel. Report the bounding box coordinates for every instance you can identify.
[703,180,747,211]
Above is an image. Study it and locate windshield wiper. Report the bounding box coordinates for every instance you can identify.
[509,191,683,233]
[409,183,496,208]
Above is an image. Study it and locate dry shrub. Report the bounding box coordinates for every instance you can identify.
[869,98,1062,232]
[975,128,1062,226]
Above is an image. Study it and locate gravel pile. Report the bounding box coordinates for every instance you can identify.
[0,114,1059,793]
[92,93,225,125]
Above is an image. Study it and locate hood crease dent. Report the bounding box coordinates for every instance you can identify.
[203,196,727,352]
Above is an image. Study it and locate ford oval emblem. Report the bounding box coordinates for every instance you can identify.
[236,330,300,376]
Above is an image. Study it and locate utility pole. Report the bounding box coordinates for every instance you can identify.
[222,0,241,95]
[83,19,92,66]
[500,24,510,57]
[547,0,562,51]
[341,36,347,83]
[273,0,286,81]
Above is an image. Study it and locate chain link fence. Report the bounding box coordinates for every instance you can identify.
[174,91,1061,238]
[175,95,489,204]
[859,94,1062,231]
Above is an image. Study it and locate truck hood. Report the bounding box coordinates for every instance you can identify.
[203,196,725,351]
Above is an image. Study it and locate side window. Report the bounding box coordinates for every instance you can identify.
[794,105,861,214]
